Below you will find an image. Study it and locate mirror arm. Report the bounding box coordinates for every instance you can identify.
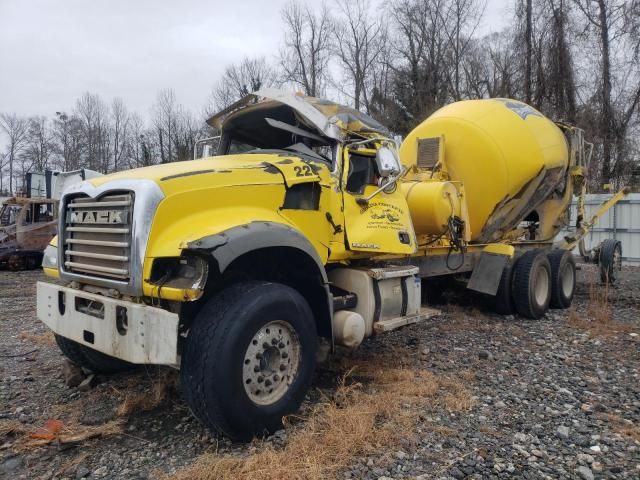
[356,167,408,206]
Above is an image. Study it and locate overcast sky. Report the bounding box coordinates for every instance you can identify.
[0,0,511,122]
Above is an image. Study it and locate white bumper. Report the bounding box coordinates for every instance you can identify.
[37,282,180,365]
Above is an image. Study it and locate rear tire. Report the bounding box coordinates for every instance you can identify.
[512,250,552,319]
[599,239,622,284]
[180,281,318,441]
[494,263,515,315]
[54,334,133,373]
[548,250,576,309]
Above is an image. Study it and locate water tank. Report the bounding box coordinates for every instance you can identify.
[400,99,568,241]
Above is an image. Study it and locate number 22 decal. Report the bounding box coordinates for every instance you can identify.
[294,165,313,177]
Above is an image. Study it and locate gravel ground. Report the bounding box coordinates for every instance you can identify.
[1,265,639,479]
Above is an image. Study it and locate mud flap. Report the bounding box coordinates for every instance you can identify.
[467,244,515,295]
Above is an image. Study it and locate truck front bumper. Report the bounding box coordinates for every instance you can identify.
[37,282,180,366]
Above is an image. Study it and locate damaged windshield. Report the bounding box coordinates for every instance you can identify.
[218,101,336,165]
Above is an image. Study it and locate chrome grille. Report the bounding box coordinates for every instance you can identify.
[63,193,133,280]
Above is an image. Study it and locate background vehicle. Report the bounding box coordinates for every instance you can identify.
[0,169,102,270]
[0,196,57,270]
[36,90,627,440]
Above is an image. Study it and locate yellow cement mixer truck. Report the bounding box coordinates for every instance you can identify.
[36,90,627,440]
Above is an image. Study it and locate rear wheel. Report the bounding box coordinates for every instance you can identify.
[54,334,133,373]
[548,250,576,309]
[599,239,622,284]
[494,263,515,315]
[180,281,318,441]
[512,250,552,319]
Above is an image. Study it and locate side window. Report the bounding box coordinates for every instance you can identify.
[34,204,54,223]
[346,153,378,194]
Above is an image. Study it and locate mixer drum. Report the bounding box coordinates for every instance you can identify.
[400,99,568,242]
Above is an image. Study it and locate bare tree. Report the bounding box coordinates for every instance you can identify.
[0,113,29,195]
[152,89,180,164]
[439,0,487,101]
[385,0,450,132]
[111,98,129,173]
[22,116,54,173]
[52,112,83,172]
[279,1,333,96]
[483,30,521,98]
[544,0,576,121]
[332,0,387,111]
[523,0,534,103]
[0,151,9,195]
[207,57,279,113]
[74,92,110,172]
[573,0,639,186]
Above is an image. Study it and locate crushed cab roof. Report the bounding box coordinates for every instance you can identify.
[207,88,389,140]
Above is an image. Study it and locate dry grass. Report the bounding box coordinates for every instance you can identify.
[587,278,612,325]
[606,414,640,443]
[117,370,178,417]
[567,274,637,337]
[439,378,474,412]
[170,361,474,480]
[55,452,90,476]
[430,425,457,437]
[0,420,28,439]
[17,330,55,346]
[478,425,500,437]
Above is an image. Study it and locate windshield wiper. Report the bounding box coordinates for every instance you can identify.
[245,146,329,163]
[264,118,327,143]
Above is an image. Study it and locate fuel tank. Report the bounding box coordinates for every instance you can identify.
[400,99,569,242]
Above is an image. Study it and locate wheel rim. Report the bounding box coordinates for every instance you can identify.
[560,263,575,298]
[534,266,550,307]
[243,320,301,406]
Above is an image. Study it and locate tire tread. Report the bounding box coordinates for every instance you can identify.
[548,249,575,309]
[181,281,294,439]
[512,249,551,319]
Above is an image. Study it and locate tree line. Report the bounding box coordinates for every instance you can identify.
[2,0,639,196]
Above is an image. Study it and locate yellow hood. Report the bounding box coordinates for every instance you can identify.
[88,154,325,195]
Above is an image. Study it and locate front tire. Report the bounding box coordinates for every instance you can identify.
[180,281,318,441]
[512,250,552,319]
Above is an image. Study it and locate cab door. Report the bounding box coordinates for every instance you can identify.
[341,147,417,255]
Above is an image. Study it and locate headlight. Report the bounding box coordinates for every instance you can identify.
[149,255,208,291]
[42,244,58,269]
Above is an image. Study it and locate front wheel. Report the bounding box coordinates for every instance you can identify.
[180,281,318,441]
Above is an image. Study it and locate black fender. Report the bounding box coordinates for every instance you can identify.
[186,221,333,341]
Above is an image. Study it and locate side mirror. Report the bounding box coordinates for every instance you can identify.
[375,147,401,177]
